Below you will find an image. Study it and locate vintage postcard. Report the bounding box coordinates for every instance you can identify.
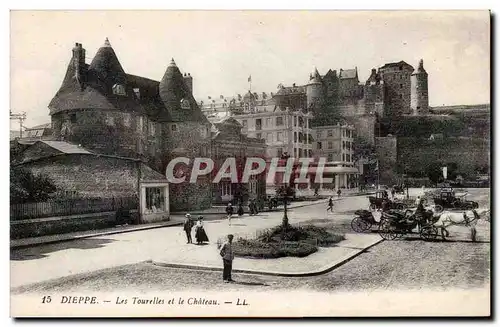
[9,10,491,317]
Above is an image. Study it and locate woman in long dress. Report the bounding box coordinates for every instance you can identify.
[195,217,209,245]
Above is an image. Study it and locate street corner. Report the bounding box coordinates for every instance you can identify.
[150,231,384,277]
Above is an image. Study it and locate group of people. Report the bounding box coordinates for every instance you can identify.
[183,214,209,245]
[182,214,236,283]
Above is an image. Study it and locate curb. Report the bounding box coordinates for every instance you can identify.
[151,237,384,277]
[10,221,183,250]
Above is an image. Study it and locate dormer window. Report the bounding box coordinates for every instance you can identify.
[133,88,140,99]
[112,84,126,96]
[180,98,191,110]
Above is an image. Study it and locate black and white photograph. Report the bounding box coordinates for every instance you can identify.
[9,10,491,317]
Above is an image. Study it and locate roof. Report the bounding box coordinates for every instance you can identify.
[339,68,357,79]
[41,140,93,154]
[379,60,414,71]
[275,85,306,96]
[309,68,322,84]
[25,123,51,130]
[49,40,207,124]
[88,38,127,85]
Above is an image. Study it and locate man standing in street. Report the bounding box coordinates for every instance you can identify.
[183,213,193,244]
[219,234,235,283]
[226,202,234,226]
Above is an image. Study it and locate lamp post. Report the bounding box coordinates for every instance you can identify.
[280,152,291,228]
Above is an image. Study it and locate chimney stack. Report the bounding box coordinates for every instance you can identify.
[184,72,193,94]
[72,42,86,89]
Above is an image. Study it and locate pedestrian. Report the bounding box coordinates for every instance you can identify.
[237,202,244,216]
[337,189,342,198]
[194,216,209,245]
[326,196,334,212]
[183,213,193,244]
[225,202,234,226]
[391,188,396,200]
[219,234,235,283]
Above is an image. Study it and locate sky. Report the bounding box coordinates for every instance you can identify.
[10,10,490,128]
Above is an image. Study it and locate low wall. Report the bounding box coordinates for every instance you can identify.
[10,210,140,240]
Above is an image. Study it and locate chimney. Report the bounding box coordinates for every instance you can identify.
[72,42,86,88]
[184,72,193,94]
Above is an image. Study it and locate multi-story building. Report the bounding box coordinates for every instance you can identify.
[311,123,359,189]
[233,108,314,159]
[211,116,267,204]
[377,60,414,116]
[23,38,214,212]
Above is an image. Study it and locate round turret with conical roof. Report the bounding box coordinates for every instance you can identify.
[410,59,429,115]
[88,38,127,87]
[306,67,324,111]
[159,58,191,111]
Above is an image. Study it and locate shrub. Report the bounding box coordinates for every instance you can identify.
[233,224,345,259]
[232,238,317,259]
[256,224,345,246]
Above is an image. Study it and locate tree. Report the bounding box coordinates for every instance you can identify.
[427,162,444,185]
[352,136,377,163]
[233,183,249,205]
[10,167,57,204]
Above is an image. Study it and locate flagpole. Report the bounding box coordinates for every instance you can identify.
[376,159,380,190]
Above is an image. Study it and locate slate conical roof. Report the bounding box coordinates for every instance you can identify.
[88,38,127,85]
[309,68,322,84]
[159,59,208,123]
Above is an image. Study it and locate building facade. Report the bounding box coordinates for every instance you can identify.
[211,117,267,204]
[234,108,314,159]
[46,38,212,211]
[311,124,359,189]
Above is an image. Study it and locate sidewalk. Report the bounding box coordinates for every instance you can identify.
[11,196,342,249]
[152,233,382,276]
[10,220,183,249]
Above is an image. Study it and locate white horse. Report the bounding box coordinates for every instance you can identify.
[431,208,490,241]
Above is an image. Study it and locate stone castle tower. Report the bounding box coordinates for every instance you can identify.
[410,59,429,115]
[306,68,323,111]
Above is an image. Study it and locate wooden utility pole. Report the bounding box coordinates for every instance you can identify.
[10,110,27,138]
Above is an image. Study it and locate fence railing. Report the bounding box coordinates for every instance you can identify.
[10,197,139,221]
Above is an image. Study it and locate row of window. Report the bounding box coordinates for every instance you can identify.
[241,116,285,129]
[317,129,353,139]
[255,131,284,143]
[292,148,313,158]
[317,140,353,150]
[342,141,352,150]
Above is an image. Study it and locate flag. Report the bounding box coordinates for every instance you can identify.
[248,75,252,82]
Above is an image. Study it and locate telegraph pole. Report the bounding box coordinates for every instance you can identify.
[10,110,27,138]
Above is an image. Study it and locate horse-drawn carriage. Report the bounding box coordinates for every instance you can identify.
[351,209,379,232]
[433,190,479,212]
[368,190,407,210]
[377,209,440,241]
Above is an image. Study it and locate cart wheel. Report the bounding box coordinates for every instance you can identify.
[420,225,438,241]
[351,217,369,233]
[378,220,397,240]
[434,205,444,213]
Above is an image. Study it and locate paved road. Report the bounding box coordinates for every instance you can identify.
[11,188,490,291]
[10,194,360,288]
